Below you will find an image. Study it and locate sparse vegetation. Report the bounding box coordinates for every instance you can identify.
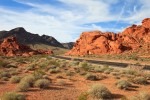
[34,79,50,89]
[85,73,99,81]
[132,77,148,85]
[16,81,30,92]
[89,84,112,99]
[130,92,150,100]
[10,76,21,83]
[116,80,132,90]
[1,92,26,100]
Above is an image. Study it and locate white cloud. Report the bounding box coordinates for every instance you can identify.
[0,0,149,42]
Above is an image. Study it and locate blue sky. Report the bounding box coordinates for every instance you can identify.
[0,0,150,42]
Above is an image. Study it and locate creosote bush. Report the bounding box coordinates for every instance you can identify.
[132,77,148,85]
[16,81,30,92]
[116,80,132,90]
[21,75,35,86]
[10,76,21,83]
[34,79,50,89]
[1,92,26,100]
[85,74,99,81]
[130,92,150,100]
[57,80,65,86]
[89,84,112,99]
[78,92,88,100]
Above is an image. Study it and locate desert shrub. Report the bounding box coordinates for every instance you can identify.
[21,75,35,86]
[104,69,111,74]
[26,65,35,71]
[42,75,49,80]
[10,76,21,83]
[34,79,50,89]
[0,60,8,68]
[48,68,60,74]
[145,74,150,80]
[16,81,30,92]
[57,80,65,86]
[93,67,103,72]
[79,61,90,71]
[78,92,88,100]
[1,92,25,100]
[6,64,17,68]
[89,84,112,99]
[116,80,132,90]
[74,68,80,73]
[132,77,148,85]
[0,71,11,78]
[85,74,99,81]
[1,77,9,81]
[79,71,87,76]
[33,70,45,80]
[111,72,120,76]
[65,71,74,76]
[130,92,150,100]
[122,69,139,76]
[56,74,64,79]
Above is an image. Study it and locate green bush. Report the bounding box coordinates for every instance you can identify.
[116,80,132,90]
[10,76,21,83]
[1,92,25,100]
[89,84,112,99]
[34,79,50,89]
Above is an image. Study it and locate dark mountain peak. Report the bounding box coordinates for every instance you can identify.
[0,27,66,49]
[9,27,26,33]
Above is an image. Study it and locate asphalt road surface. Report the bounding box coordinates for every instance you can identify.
[51,55,150,70]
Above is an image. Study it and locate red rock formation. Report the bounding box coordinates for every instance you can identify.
[0,37,53,56]
[66,18,150,56]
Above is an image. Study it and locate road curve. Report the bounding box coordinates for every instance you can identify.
[51,55,150,70]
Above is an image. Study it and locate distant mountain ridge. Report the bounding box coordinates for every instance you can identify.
[0,27,65,49]
[62,42,75,49]
[0,27,75,50]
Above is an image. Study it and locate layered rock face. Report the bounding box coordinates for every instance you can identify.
[66,18,150,56]
[0,37,53,56]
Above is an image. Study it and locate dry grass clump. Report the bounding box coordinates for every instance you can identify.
[34,79,50,89]
[129,92,150,100]
[16,80,30,92]
[89,84,112,99]
[116,80,132,90]
[85,73,99,81]
[131,77,148,85]
[1,92,26,100]
[57,79,66,86]
[78,92,88,100]
[10,76,21,83]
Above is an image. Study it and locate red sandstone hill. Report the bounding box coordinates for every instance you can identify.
[66,18,150,56]
[0,37,53,57]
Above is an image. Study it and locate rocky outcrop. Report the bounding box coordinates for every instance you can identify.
[66,18,150,56]
[0,37,53,57]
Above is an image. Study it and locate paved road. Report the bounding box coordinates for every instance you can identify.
[51,55,150,70]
